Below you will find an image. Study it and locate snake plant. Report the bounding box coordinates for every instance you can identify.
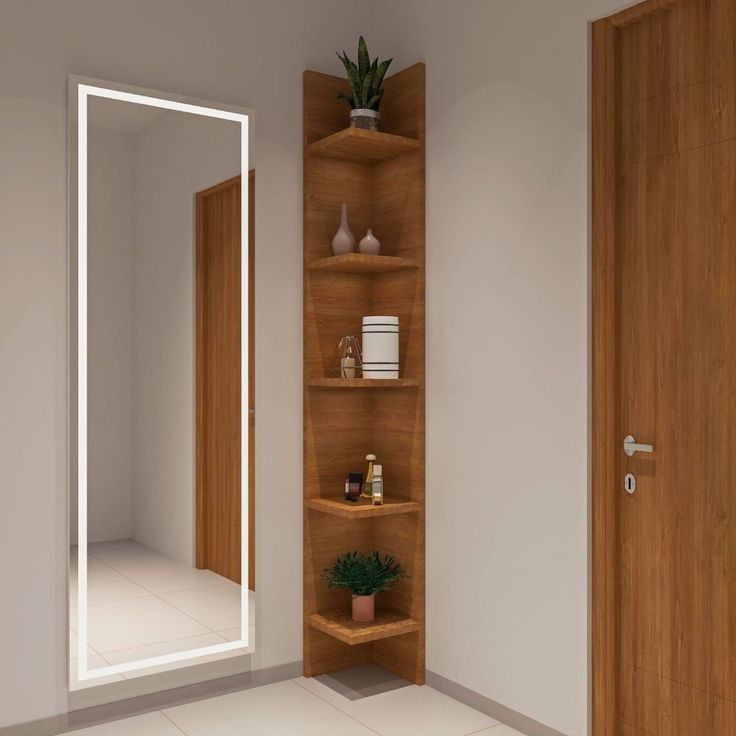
[336,37,392,111]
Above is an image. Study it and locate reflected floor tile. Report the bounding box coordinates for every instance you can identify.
[164,680,376,736]
[113,557,229,594]
[69,655,122,690]
[160,582,241,631]
[69,629,95,660]
[71,566,150,605]
[88,540,166,566]
[62,711,181,735]
[88,595,209,653]
[100,631,245,675]
[295,676,498,736]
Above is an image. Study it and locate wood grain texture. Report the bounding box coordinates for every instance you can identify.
[195,173,255,590]
[308,610,420,645]
[307,127,420,163]
[594,2,736,734]
[306,378,420,388]
[306,497,419,519]
[308,253,419,273]
[304,63,425,683]
[591,18,618,736]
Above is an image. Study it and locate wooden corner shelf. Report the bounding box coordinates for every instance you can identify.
[304,63,426,685]
[307,127,420,163]
[306,497,420,519]
[306,377,420,389]
[308,253,419,273]
[308,610,420,646]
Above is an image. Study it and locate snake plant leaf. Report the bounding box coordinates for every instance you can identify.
[372,58,393,96]
[336,90,356,109]
[340,52,363,104]
[358,36,370,81]
[361,59,377,108]
[366,92,383,110]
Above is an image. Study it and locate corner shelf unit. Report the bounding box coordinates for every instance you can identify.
[303,64,426,684]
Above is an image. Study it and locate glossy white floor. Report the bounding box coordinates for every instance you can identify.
[61,677,525,736]
[70,540,254,688]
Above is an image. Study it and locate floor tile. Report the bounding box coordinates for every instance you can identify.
[159,582,242,631]
[61,711,182,735]
[472,726,527,736]
[112,558,229,594]
[88,540,167,566]
[70,655,123,689]
[71,566,150,605]
[295,677,498,736]
[164,680,376,735]
[87,595,210,653]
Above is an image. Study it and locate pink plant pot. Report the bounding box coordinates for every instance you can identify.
[352,594,375,622]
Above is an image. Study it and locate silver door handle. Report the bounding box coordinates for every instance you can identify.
[624,434,654,457]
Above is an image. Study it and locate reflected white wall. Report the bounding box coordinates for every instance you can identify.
[131,111,239,565]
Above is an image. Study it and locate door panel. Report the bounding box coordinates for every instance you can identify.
[594,1,736,733]
[195,172,254,589]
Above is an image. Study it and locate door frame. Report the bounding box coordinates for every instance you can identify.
[591,2,681,733]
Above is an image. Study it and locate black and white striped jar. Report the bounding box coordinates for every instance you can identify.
[362,316,399,379]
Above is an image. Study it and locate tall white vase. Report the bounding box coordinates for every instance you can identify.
[331,203,355,255]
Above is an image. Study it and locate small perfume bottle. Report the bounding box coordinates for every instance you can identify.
[372,465,384,505]
[362,453,376,498]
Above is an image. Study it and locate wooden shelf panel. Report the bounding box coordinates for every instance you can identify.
[307,378,420,389]
[308,253,419,273]
[307,127,420,163]
[306,497,420,519]
[308,609,420,645]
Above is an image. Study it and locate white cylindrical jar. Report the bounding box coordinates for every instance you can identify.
[362,316,399,379]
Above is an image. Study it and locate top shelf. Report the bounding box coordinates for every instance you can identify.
[307,127,420,163]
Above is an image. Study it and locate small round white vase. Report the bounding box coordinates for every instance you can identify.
[358,228,381,255]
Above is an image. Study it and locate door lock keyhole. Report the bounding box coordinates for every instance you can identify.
[624,473,636,495]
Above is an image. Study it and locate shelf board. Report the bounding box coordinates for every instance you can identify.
[308,253,419,274]
[307,127,420,163]
[308,609,420,646]
[307,497,420,519]
[307,378,420,389]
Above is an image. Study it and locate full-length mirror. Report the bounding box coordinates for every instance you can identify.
[69,80,253,687]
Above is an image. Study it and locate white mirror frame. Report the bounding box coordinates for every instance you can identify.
[72,78,251,682]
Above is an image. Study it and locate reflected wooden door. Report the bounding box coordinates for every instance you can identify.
[593,1,736,733]
[195,171,255,589]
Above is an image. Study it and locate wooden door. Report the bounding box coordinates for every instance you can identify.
[593,1,736,733]
[195,171,255,589]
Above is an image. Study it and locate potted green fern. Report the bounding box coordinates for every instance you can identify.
[323,550,406,622]
[336,37,392,131]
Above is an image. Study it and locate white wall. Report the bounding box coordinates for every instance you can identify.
[84,129,135,545]
[372,2,620,734]
[131,111,240,566]
[0,1,371,728]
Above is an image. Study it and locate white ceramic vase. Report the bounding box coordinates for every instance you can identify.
[331,203,355,255]
[358,229,381,255]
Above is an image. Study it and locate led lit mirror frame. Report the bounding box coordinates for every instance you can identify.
[72,78,252,682]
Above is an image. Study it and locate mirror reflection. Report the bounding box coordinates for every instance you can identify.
[70,85,253,687]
